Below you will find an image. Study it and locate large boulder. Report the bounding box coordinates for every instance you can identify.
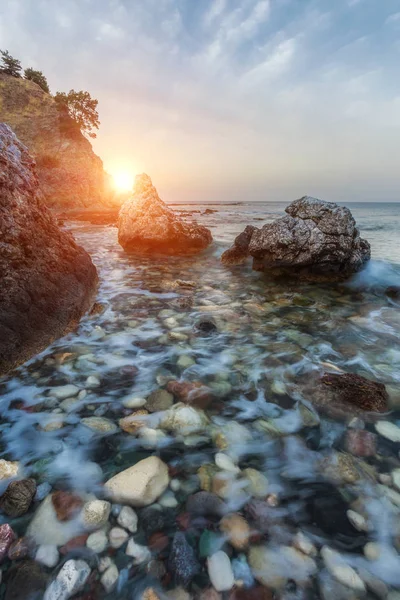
[222,197,370,281]
[118,174,212,254]
[0,123,98,375]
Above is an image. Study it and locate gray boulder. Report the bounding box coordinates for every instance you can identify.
[222,196,370,281]
[118,174,212,255]
[0,123,98,375]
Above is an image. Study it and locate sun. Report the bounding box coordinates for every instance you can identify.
[112,171,134,192]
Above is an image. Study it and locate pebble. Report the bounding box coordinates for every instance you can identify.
[49,385,80,400]
[364,542,381,561]
[44,559,91,600]
[375,421,400,442]
[82,499,111,530]
[215,452,240,473]
[109,527,129,548]
[159,490,178,508]
[207,551,235,592]
[98,556,113,573]
[122,396,147,409]
[170,478,181,492]
[293,532,317,556]
[36,544,59,568]
[87,530,108,553]
[220,513,250,550]
[391,468,400,491]
[346,509,368,532]
[321,546,365,592]
[160,403,209,436]
[105,456,170,507]
[177,355,196,370]
[101,563,119,592]
[126,538,151,564]
[85,375,101,388]
[80,416,118,434]
[117,506,138,533]
[242,468,269,498]
[0,459,19,480]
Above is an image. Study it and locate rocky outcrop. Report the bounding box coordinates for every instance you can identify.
[222,197,370,281]
[0,123,98,375]
[221,226,256,265]
[0,73,114,208]
[118,174,212,255]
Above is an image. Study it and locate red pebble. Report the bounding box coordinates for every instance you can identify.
[59,534,88,555]
[345,429,377,457]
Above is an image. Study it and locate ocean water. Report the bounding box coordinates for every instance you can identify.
[0,201,400,598]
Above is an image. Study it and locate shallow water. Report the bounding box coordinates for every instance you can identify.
[1,204,400,599]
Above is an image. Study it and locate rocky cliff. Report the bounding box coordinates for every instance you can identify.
[0,123,98,375]
[0,73,113,209]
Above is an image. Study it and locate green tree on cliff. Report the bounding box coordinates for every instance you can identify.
[54,90,100,138]
[24,68,50,93]
[0,50,22,77]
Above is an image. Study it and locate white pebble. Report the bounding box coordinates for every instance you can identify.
[101,564,119,593]
[86,530,108,553]
[98,556,113,573]
[86,375,101,388]
[170,478,181,492]
[207,551,234,592]
[50,385,80,400]
[322,546,365,592]
[125,538,151,564]
[215,452,239,473]
[293,532,317,556]
[122,396,146,409]
[347,509,368,532]
[375,421,400,442]
[117,506,138,533]
[45,559,91,599]
[158,490,178,508]
[109,527,129,549]
[35,544,59,568]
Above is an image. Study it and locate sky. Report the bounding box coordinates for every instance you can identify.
[1,0,400,202]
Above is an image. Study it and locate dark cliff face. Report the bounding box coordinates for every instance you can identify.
[0,123,98,375]
[0,73,114,209]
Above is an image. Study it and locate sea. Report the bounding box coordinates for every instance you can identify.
[0,200,400,598]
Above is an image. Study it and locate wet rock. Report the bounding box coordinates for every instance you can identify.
[105,457,169,507]
[344,429,377,457]
[119,409,149,434]
[7,537,34,561]
[194,316,218,335]
[0,459,19,481]
[140,506,177,537]
[145,389,174,413]
[44,559,91,600]
[51,490,83,522]
[81,499,111,530]
[50,385,80,400]
[160,403,210,436]
[169,532,200,586]
[321,546,365,592]
[199,530,220,558]
[215,453,239,473]
[35,544,59,568]
[221,226,257,266]
[233,197,370,281]
[117,505,138,533]
[228,587,274,600]
[242,468,269,499]
[5,560,48,600]
[248,545,317,589]
[375,421,400,442]
[207,551,234,592]
[0,124,98,376]
[186,491,226,516]
[118,174,212,255]
[220,513,250,550]
[0,523,16,563]
[0,478,36,517]
[167,380,213,410]
[319,452,360,485]
[198,464,220,492]
[125,538,151,564]
[81,416,118,434]
[87,530,108,553]
[109,527,129,549]
[27,495,82,546]
[316,372,388,414]
[59,534,89,555]
[101,563,119,592]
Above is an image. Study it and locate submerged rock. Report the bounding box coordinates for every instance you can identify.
[5,560,48,600]
[0,478,36,517]
[223,197,370,281]
[0,123,98,375]
[169,532,201,586]
[315,372,388,415]
[104,456,170,506]
[221,226,257,266]
[118,174,212,255]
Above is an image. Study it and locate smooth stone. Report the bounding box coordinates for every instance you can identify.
[138,427,167,448]
[158,490,178,508]
[82,499,111,530]
[109,527,129,549]
[375,421,400,442]
[242,468,269,498]
[168,532,201,587]
[346,510,368,532]
[87,530,108,553]
[220,513,250,550]
[49,385,80,400]
[125,538,151,564]
[98,556,113,573]
[117,506,138,533]
[215,453,239,473]
[34,482,52,502]
[321,546,365,592]
[101,564,119,592]
[248,545,317,589]
[85,375,100,388]
[145,389,174,413]
[44,559,91,600]
[160,403,209,436]
[177,355,196,370]
[35,544,59,568]
[0,459,20,480]
[105,457,170,507]
[0,478,36,517]
[293,532,317,556]
[80,417,118,434]
[122,396,147,409]
[364,542,381,561]
[27,496,82,546]
[207,551,234,592]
